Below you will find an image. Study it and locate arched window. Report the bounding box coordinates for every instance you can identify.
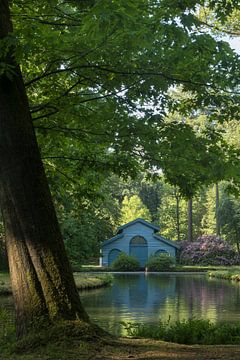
[130,236,147,245]
[155,249,168,256]
[108,249,121,265]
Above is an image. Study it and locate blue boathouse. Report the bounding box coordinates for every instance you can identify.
[100,218,179,267]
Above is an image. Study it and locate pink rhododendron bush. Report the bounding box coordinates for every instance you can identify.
[179,235,240,265]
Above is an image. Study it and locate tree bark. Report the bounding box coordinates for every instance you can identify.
[187,198,193,242]
[174,188,180,242]
[215,183,220,236]
[0,0,88,338]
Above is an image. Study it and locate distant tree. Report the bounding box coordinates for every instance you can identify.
[159,183,188,241]
[138,180,162,223]
[202,186,217,234]
[218,194,240,254]
[216,183,221,236]
[119,195,152,225]
[187,198,193,242]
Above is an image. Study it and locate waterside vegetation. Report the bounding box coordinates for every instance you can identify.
[208,270,240,282]
[123,318,240,345]
[1,321,240,360]
[0,273,113,295]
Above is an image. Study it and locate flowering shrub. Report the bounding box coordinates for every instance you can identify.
[179,235,240,266]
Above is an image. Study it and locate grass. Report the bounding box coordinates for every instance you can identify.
[122,318,240,345]
[0,272,113,295]
[208,269,240,281]
[177,265,240,272]
[73,273,113,290]
[80,264,240,272]
[1,321,240,360]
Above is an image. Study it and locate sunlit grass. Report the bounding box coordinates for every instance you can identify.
[0,272,113,294]
[208,269,240,281]
[123,318,240,345]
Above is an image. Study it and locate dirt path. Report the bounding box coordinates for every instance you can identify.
[95,338,240,360]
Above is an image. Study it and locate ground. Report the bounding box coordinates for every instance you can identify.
[2,336,240,360]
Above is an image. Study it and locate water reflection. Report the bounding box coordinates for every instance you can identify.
[80,274,240,336]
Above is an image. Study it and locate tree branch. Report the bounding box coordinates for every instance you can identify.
[198,19,240,36]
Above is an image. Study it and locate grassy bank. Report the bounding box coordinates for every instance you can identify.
[1,321,240,360]
[0,272,113,295]
[74,273,113,290]
[122,319,240,345]
[208,268,240,281]
[81,264,240,273]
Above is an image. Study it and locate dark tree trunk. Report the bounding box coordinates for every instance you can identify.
[174,188,180,242]
[0,0,88,338]
[215,183,220,236]
[236,240,240,255]
[187,198,193,242]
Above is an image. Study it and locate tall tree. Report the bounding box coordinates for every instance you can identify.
[215,183,221,236]
[202,185,218,234]
[0,0,88,338]
[0,0,239,339]
[187,198,193,242]
[175,188,181,242]
[218,193,240,254]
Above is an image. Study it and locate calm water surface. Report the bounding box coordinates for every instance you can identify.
[80,273,240,336]
[1,273,240,336]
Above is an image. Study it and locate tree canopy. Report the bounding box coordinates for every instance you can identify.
[9,0,240,198]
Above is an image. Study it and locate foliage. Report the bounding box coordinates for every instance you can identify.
[218,193,240,254]
[179,235,239,265]
[123,318,240,345]
[9,0,240,201]
[54,187,119,266]
[146,253,176,271]
[158,183,187,240]
[201,185,219,234]
[61,210,113,268]
[7,0,240,269]
[138,180,162,223]
[111,252,140,271]
[0,308,15,348]
[119,195,152,225]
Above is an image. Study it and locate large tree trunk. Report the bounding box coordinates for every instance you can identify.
[0,0,88,338]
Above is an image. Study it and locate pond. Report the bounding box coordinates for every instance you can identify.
[80,273,240,336]
[0,273,240,337]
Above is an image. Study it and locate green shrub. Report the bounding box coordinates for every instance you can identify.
[111,252,140,271]
[0,308,15,348]
[70,260,82,272]
[146,253,175,271]
[123,319,240,345]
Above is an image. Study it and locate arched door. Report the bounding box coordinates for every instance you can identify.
[108,249,121,266]
[129,236,148,267]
